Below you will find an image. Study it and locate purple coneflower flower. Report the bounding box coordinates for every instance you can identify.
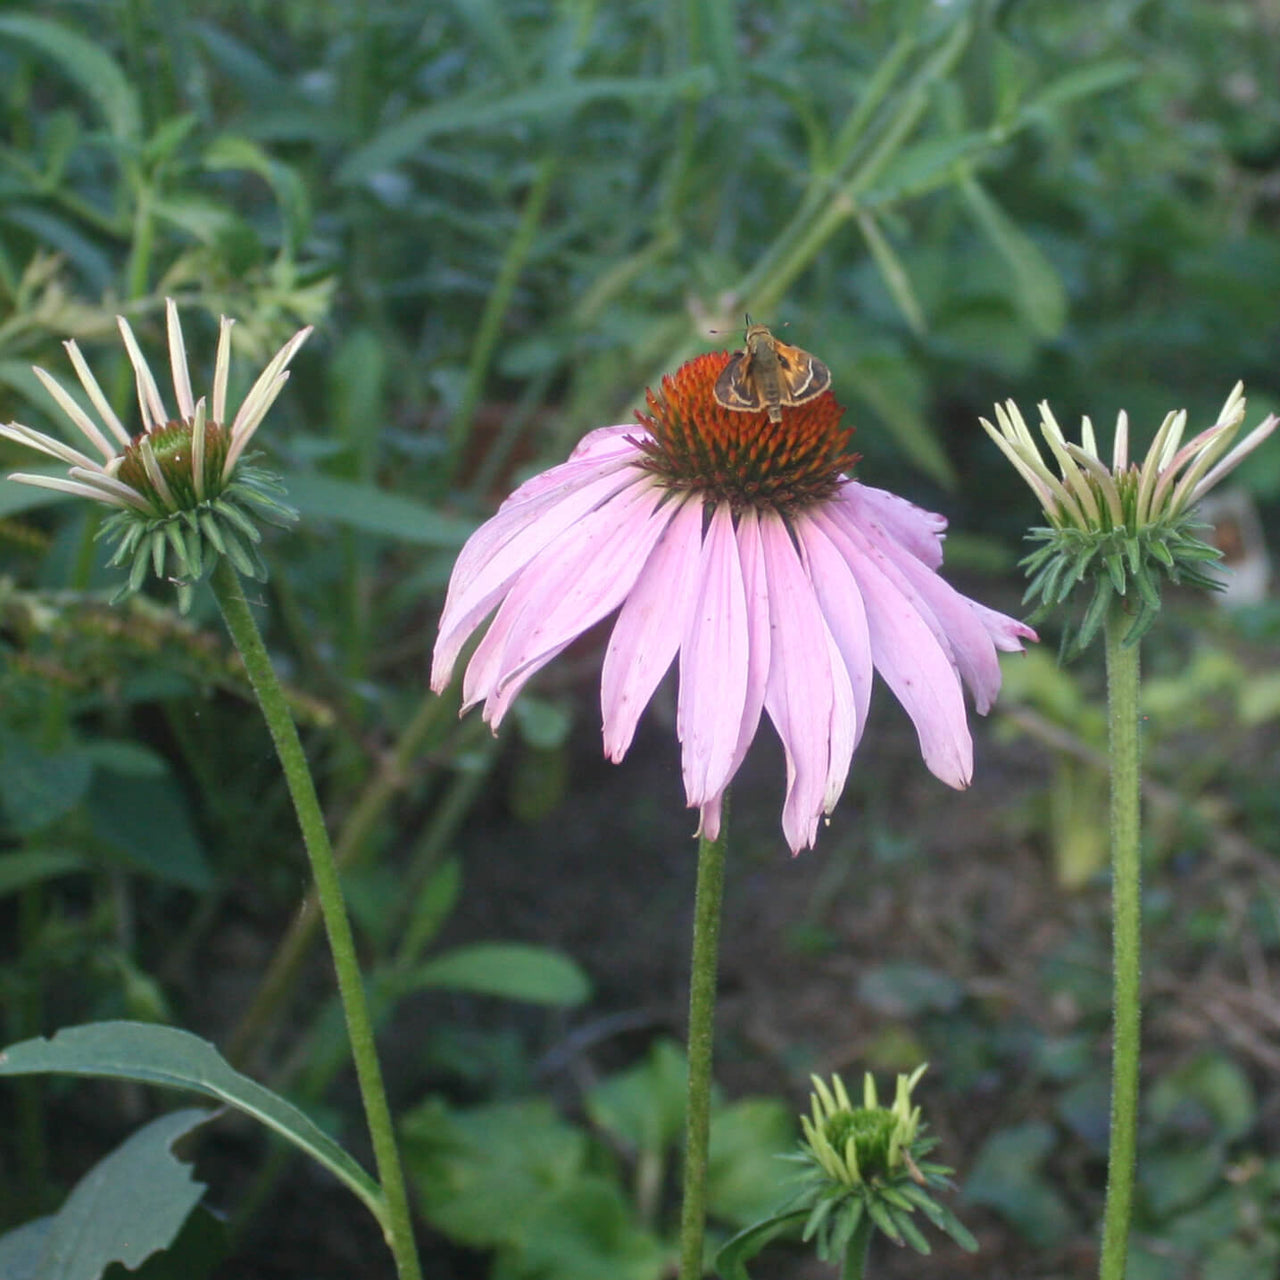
[432,350,1035,853]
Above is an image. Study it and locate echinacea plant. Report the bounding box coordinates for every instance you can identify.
[0,302,423,1280]
[983,384,1278,1280]
[717,1067,976,1280]
[433,345,1034,1276]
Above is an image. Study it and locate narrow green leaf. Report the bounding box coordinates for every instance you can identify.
[961,176,1067,339]
[401,942,590,1006]
[337,70,713,183]
[284,472,476,546]
[0,15,142,140]
[857,211,926,336]
[0,1022,384,1225]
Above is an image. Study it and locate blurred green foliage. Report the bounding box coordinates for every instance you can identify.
[0,0,1279,1276]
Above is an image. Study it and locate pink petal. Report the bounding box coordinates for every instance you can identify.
[844,482,948,569]
[759,512,838,853]
[432,457,645,689]
[697,508,772,842]
[831,499,1035,714]
[600,495,703,761]
[498,425,644,508]
[463,479,674,726]
[795,513,873,750]
[811,508,973,789]
[678,503,749,809]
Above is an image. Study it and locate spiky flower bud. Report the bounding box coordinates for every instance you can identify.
[783,1066,977,1263]
[0,299,311,612]
[982,384,1278,652]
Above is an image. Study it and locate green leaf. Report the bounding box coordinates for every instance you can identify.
[337,69,714,183]
[715,1211,807,1280]
[0,850,87,897]
[1147,1051,1257,1143]
[0,1109,210,1280]
[402,1096,586,1247]
[0,734,94,834]
[0,15,142,141]
[963,1121,1075,1247]
[284,472,476,546]
[857,962,963,1016]
[400,942,590,1005]
[586,1039,688,1156]
[85,772,213,890]
[0,1022,383,1226]
[1021,59,1139,121]
[499,1176,666,1280]
[960,177,1067,339]
[707,1098,795,1227]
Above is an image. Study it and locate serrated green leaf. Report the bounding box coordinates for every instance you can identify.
[0,1109,211,1280]
[0,1022,382,1225]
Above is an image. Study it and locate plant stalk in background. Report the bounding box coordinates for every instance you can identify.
[0,301,424,1280]
[982,385,1278,1279]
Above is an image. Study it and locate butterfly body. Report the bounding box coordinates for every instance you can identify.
[713,322,831,424]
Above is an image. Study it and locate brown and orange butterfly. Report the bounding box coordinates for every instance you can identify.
[713,320,832,424]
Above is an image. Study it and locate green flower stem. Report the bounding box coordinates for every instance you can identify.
[839,1213,874,1280]
[678,800,729,1280]
[209,559,422,1280]
[1099,600,1142,1280]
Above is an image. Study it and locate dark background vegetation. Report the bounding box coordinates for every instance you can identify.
[1,0,1279,1277]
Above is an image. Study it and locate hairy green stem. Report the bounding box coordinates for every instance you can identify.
[839,1212,874,1280]
[677,800,729,1280]
[1099,602,1142,1280]
[209,559,422,1280]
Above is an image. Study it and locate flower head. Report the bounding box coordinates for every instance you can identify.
[432,349,1034,854]
[982,384,1279,651]
[0,299,312,611]
[786,1066,976,1259]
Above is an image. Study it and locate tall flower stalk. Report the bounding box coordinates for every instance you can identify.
[982,385,1277,1279]
[0,302,423,1280]
[433,343,1034,1273]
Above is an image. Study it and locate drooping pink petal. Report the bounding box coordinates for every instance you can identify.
[795,512,873,751]
[600,495,704,761]
[832,503,997,711]
[432,459,647,689]
[464,478,675,726]
[847,482,948,569]
[812,507,973,789]
[697,507,772,841]
[834,499,1034,713]
[759,512,841,853]
[678,502,749,810]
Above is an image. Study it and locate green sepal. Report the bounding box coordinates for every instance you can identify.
[866,1195,902,1243]
[894,1207,932,1254]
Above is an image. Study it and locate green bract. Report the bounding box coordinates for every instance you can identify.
[0,299,311,612]
[982,385,1279,654]
[782,1066,977,1263]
